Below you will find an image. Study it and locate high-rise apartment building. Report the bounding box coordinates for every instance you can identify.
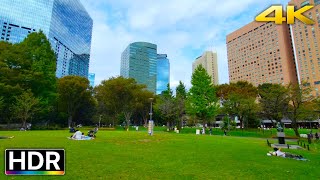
[88,73,95,87]
[156,54,170,94]
[0,0,93,78]
[289,0,320,95]
[192,51,219,85]
[226,21,298,86]
[120,42,157,93]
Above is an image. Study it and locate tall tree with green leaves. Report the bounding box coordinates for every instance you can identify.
[176,81,187,129]
[95,77,149,130]
[0,32,57,124]
[219,81,259,128]
[186,65,219,127]
[258,83,289,123]
[287,83,316,136]
[135,90,155,126]
[19,31,57,101]
[57,76,91,127]
[155,84,177,130]
[0,97,3,109]
[13,90,39,129]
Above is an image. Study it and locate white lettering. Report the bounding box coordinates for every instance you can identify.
[28,152,44,170]
[46,152,60,170]
[9,151,25,170]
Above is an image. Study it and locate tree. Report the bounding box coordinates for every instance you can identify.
[258,83,289,123]
[287,83,316,136]
[176,81,187,129]
[95,77,149,130]
[135,90,154,126]
[155,84,177,130]
[57,76,91,127]
[0,97,3,111]
[218,81,258,129]
[223,94,259,129]
[13,90,39,129]
[0,32,57,124]
[186,65,219,127]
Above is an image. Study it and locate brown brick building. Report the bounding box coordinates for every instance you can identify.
[227,21,298,86]
[227,0,319,94]
[289,0,320,95]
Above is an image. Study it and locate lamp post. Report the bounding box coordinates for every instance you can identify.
[149,98,153,121]
[148,98,154,135]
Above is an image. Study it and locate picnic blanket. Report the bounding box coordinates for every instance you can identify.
[266,153,309,161]
[67,137,93,140]
[0,136,14,139]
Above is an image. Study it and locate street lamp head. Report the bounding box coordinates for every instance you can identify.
[149,97,154,101]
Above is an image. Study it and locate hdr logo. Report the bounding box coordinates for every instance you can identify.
[5,149,65,175]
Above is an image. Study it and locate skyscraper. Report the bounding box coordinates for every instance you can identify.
[289,0,320,95]
[88,73,95,87]
[120,42,157,93]
[157,54,170,94]
[226,21,298,86]
[0,0,93,78]
[192,51,219,85]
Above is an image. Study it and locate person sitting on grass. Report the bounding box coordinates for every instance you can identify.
[88,126,98,137]
[70,130,94,140]
[69,127,76,133]
[71,130,82,139]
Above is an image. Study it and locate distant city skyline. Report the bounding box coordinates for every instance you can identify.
[80,0,289,89]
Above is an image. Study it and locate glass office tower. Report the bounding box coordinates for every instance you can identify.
[121,42,157,93]
[0,0,93,78]
[88,73,95,87]
[156,54,170,94]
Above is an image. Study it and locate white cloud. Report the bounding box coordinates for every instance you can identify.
[81,0,290,89]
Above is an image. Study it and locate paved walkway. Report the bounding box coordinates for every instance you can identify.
[271,143,303,149]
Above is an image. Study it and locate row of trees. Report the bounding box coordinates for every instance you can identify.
[1,32,319,137]
[0,32,96,128]
[153,65,319,136]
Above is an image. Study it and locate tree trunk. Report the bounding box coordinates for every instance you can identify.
[126,118,130,131]
[167,121,170,131]
[124,112,131,131]
[144,117,148,127]
[68,115,72,128]
[22,118,27,129]
[291,119,300,137]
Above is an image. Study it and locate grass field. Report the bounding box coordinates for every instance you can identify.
[0,130,319,180]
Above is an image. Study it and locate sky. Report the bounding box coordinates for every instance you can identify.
[80,0,289,89]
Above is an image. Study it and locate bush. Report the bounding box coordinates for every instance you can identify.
[32,124,63,130]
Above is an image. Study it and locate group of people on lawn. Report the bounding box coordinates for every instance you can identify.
[70,126,98,140]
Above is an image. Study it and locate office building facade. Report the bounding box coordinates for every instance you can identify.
[157,54,170,94]
[226,21,298,86]
[120,42,157,93]
[192,51,219,85]
[0,0,93,78]
[88,73,95,87]
[289,0,320,95]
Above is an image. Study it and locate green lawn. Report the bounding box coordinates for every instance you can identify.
[0,130,319,180]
